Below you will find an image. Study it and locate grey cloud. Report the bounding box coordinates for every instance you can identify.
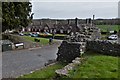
[32,2,118,19]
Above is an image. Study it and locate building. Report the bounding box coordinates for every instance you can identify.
[23,18,119,34]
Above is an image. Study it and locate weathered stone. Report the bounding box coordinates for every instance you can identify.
[56,41,86,63]
[55,69,68,76]
[55,57,84,77]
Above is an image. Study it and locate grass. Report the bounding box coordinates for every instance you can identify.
[68,51,119,78]
[22,36,49,45]
[19,62,66,78]
[55,34,67,36]
[96,25,120,32]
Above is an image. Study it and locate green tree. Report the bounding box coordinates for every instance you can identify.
[2,2,33,32]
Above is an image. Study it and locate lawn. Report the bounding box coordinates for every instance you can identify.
[96,25,120,32]
[19,62,66,78]
[68,51,119,78]
[55,34,67,36]
[22,36,49,45]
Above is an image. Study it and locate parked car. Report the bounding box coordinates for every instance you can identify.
[31,34,38,37]
[19,33,24,36]
[107,35,118,40]
[45,32,50,35]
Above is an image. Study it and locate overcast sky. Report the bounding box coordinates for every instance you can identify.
[31,0,120,19]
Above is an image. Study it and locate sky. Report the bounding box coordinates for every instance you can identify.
[31,0,120,19]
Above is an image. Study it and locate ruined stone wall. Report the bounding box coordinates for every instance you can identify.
[86,40,120,56]
[56,41,86,63]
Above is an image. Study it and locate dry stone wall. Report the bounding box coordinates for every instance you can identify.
[86,40,120,56]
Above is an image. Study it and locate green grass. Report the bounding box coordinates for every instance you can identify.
[68,52,119,78]
[55,34,67,36]
[19,63,66,78]
[23,36,49,45]
[96,25,120,32]
[40,33,52,36]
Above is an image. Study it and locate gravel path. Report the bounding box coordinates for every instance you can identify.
[2,41,62,78]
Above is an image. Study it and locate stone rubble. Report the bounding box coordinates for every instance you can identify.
[55,57,84,76]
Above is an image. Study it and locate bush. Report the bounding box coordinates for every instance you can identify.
[101,32,107,34]
[34,38,40,42]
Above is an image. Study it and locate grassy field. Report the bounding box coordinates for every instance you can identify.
[68,52,119,78]
[23,36,49,45]
[19,63,66,78]
[96,25,120,32]
[18,51,119,79]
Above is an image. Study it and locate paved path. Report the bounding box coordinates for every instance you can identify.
[2,41,62,78]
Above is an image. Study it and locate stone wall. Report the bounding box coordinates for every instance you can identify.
[56,41,86,63]
[86,40,120,56]
[67,24,101,42]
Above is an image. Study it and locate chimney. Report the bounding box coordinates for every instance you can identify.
[88,18,91,24]
[68,19,70,25]
[93,15,95,24]
[75,17,78,27]
[86,18,91,24]
[74,17,78,32]
[86,19,89,24]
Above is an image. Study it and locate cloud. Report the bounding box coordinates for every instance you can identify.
[31,0,120,2]
[31,2,118,19]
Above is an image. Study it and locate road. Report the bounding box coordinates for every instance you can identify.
[2,41,62,78]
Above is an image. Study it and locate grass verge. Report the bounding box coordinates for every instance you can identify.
[22,36,49,45]
[19,62,66,78]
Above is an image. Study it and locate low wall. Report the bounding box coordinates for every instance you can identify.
[86,40,120,56]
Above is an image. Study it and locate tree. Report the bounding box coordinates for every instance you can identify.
[2,2,33,32]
